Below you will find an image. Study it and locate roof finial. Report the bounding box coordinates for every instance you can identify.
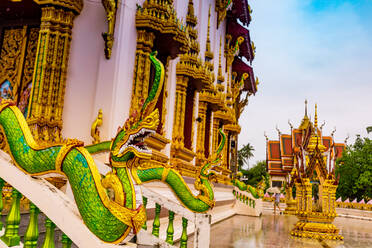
[331,127,336,137]
[304,99,308,117]
[344,134,350,144]
[187,0,194,20]
[288,119,293,131]
[314,103,318,129]
[275,125,281,137]
[206,5,211,55]
[320,120,325,132]
[217,37,224,83]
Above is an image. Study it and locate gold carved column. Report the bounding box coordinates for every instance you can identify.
[304,179,312,213]
[171,75,188,150]
[27,0,83,142]
[212,117,220,153]
[329,183,337,214]
[295,182,303,213]
[221,128,230,168]
[195,100,208,161]
[129,30,155,114]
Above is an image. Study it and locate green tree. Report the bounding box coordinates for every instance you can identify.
[366,126,372,134]
[237,143,254,170]
[240,160,269,189]
[335,136,372,201]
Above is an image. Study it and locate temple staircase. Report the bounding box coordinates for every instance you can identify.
[137,187,211,248]
[0,150,135,248]
[232,187,262,217]
[0,148,264,248]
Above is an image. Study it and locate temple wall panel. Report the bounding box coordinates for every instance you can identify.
[62,0,106,143]
[60,0,231,161]
[107,1,139,138]
[63,0,143,143]
[164,58,178,157]
[197,0,211,61]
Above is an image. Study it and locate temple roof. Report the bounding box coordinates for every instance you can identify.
[226,21,254,62]
[229,0,252,26]
[232,57,256,93]
[266,102,346,178]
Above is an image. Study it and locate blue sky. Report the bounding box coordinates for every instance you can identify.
[238,0,372,168]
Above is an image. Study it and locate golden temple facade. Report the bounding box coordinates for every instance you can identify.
[0,0,258,185]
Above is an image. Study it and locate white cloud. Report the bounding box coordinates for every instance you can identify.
[238,0,372,165]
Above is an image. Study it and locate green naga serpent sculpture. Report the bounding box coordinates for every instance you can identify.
[231,178,266,199]
[0,51,226,243]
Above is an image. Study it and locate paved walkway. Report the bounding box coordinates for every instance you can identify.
[190,214,372,248]
[262,201,372,221]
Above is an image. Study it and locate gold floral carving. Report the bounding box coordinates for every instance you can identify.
[21,28,39,88]
[171,75,188,151]
[176,0,213,91]
[129,30,155,115]
[195,101,207,161]
[34,0,83,14]
[215,0,232,28]
[225,35,244,68]
[135,0,190,55]
[0,28,26,103]
[101,0,119,59]
[0,26,39,117]
[27,5,80,143]
[91,109,103,144]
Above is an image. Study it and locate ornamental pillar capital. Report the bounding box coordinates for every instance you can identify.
[34,0,83,14]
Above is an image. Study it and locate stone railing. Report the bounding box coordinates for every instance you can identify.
[138,187,211,248]
[0,150,132,248]
[263,195,285,203]
[336,199,372,210]
[232,187,262,217]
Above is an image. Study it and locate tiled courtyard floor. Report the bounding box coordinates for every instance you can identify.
[191,213,372,248]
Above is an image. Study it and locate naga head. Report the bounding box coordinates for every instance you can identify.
[110,51,164,166]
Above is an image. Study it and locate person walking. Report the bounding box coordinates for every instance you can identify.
[274,192,281,215]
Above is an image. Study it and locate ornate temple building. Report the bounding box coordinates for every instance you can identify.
[0,0,256,185]
[0,1,259,246]
[266,102,346,188]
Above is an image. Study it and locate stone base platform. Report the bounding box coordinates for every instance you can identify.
[291,221,344,240]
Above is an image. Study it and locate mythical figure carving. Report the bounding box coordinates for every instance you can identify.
[91,109,103,144]
[102,0,119,59]
[231,177,265,199]
[0,52,225,243]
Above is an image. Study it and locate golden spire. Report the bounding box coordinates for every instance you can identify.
[314,103,318,129]
[307,103,325,152]
[186,0,197,27]
[227,70,231,90]
[217,37,224,83]
[187,0,194,18]
[205,5,213,61]
[298,99,310,130]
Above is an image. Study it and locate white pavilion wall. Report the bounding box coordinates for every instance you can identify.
[63,0,107,144]
[63,0,230,152]
[63,0,145,144]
